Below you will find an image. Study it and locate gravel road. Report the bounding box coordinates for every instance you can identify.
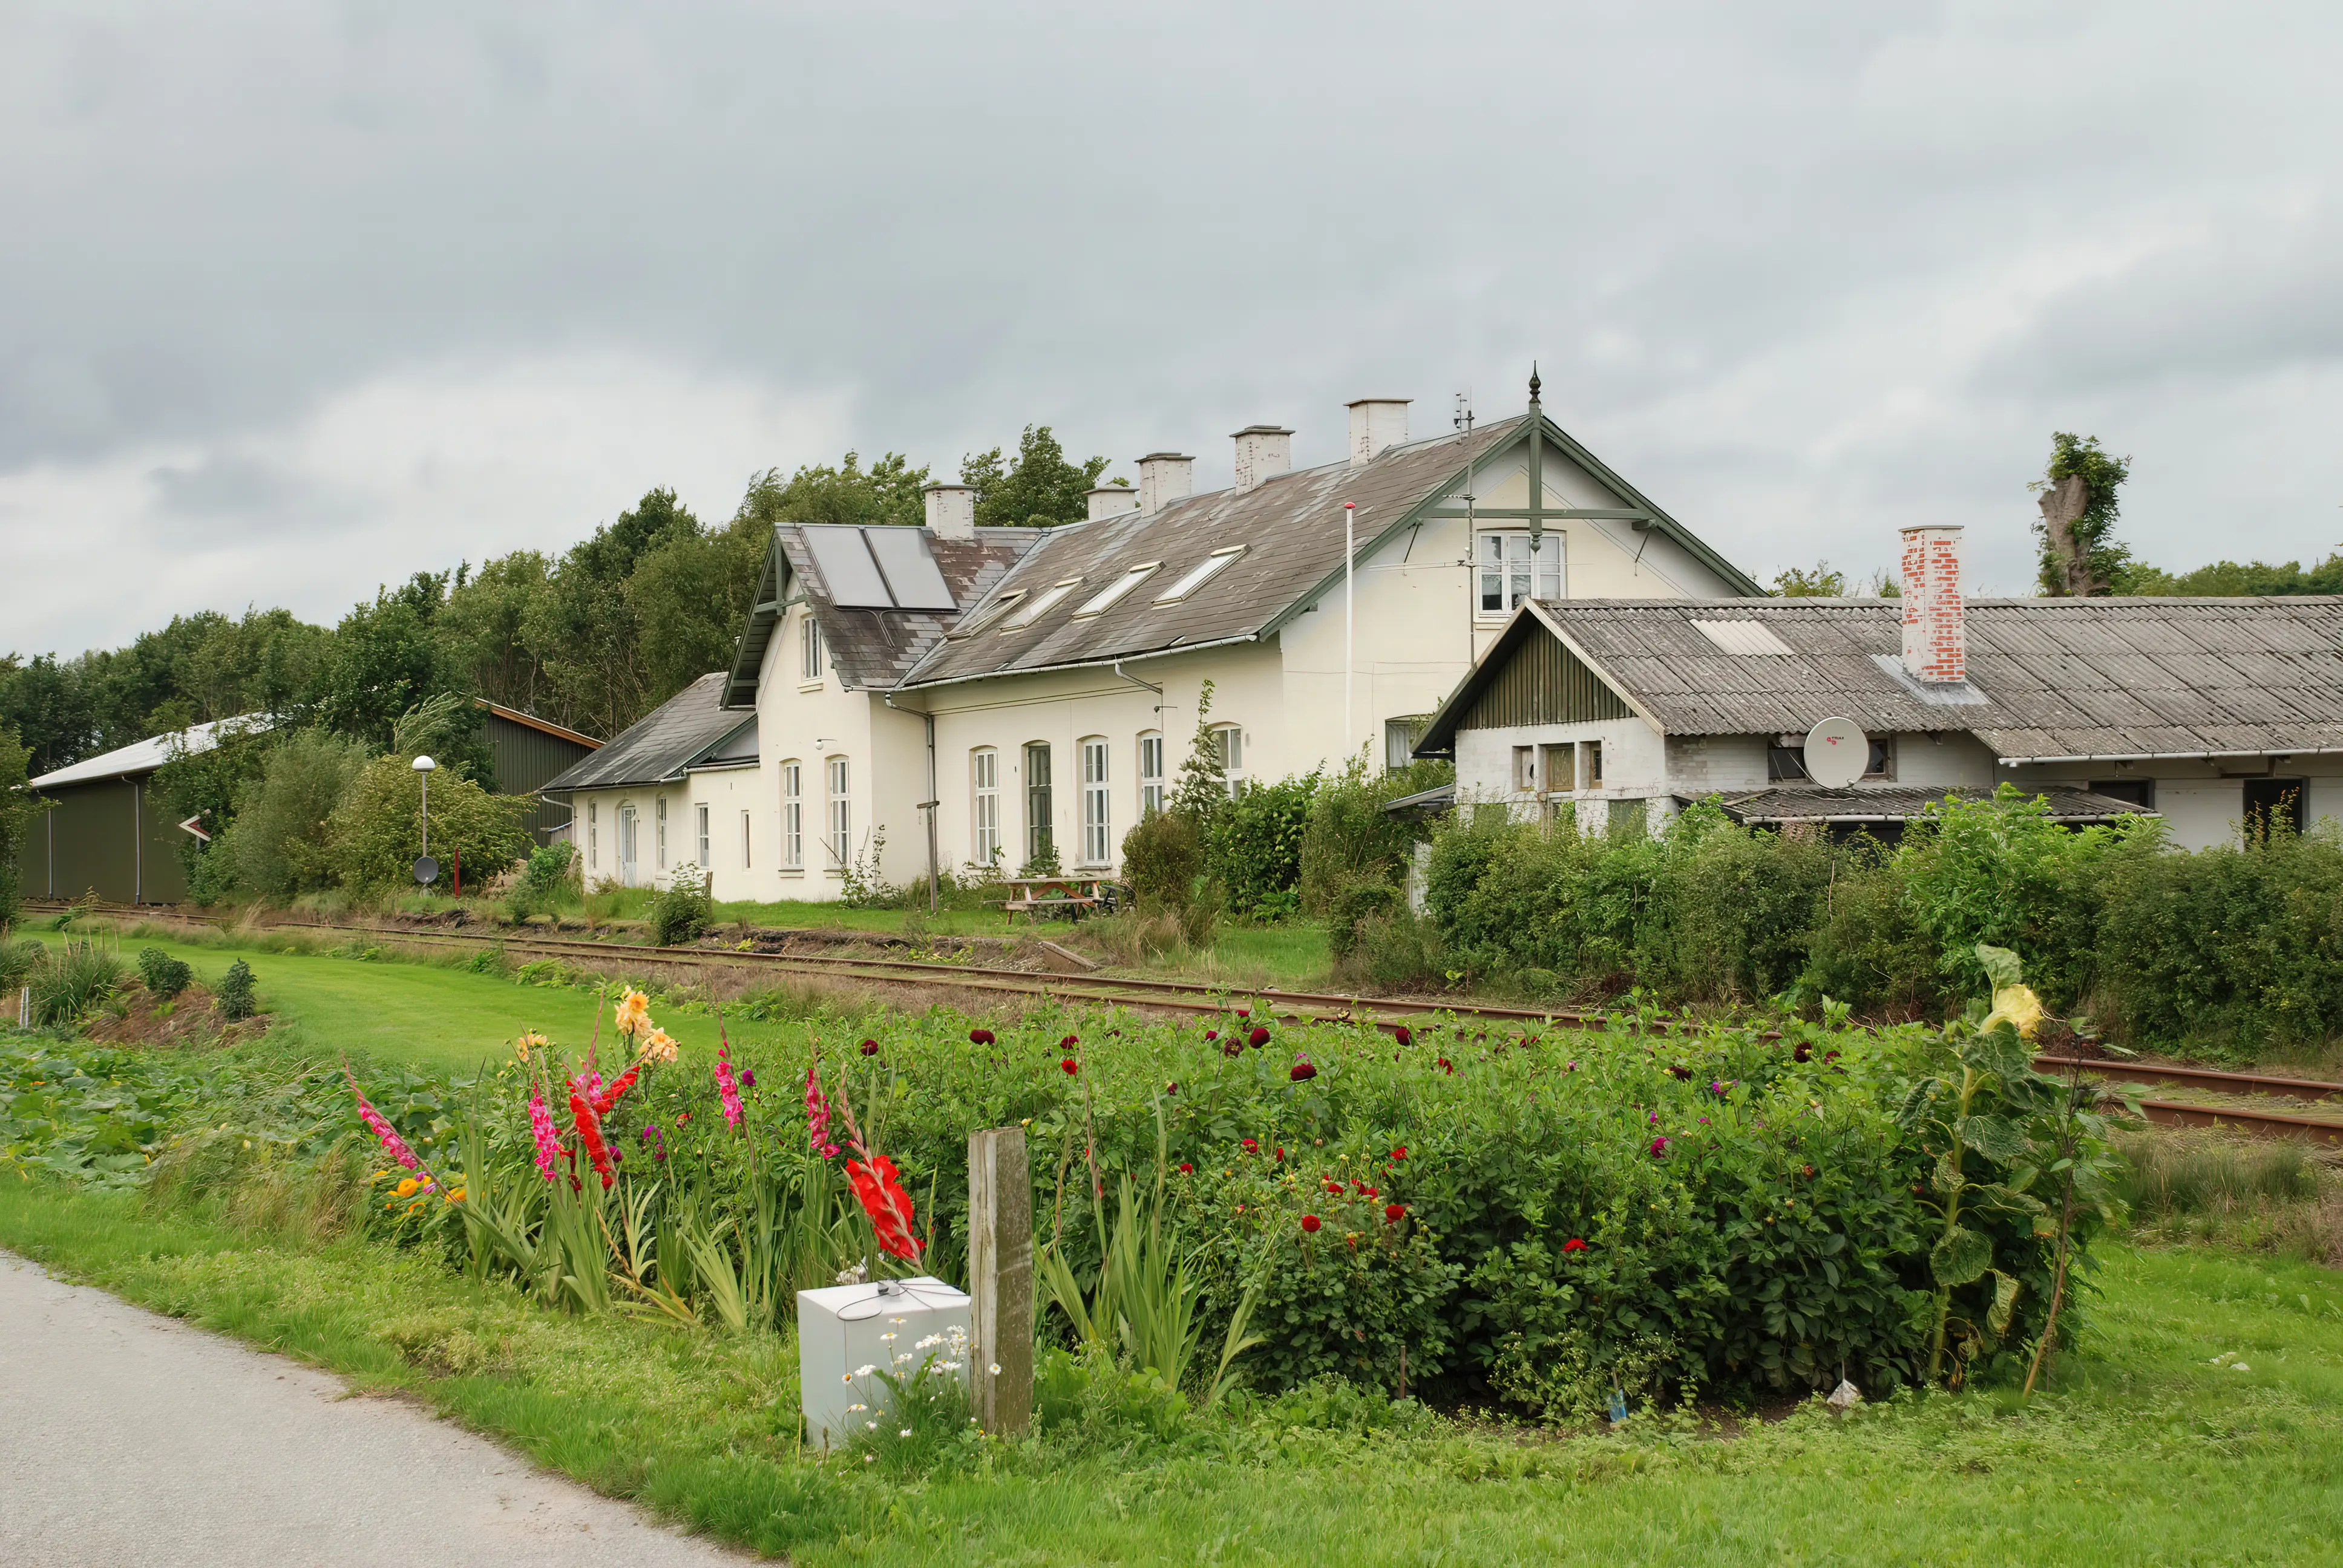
[0,1252,750,1567]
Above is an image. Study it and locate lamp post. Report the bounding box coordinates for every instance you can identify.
[411,755,439,886]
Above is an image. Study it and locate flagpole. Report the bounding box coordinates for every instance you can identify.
[1343,501,1357,762]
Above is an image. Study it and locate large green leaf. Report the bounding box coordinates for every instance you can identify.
[1958,1113,2030,1166]
[1974,942,2024,990]
[1986,1270,2022,1338]
[1930,1224,1992,1287]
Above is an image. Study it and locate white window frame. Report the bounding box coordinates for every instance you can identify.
[1138,731,1165,817]
[1003,579,1082,629]
[1155,546,1245,604]
[781,760,804,869]
[1512,746,1537,792]
[1213,725,1246,797]
[1073,564,1159,617]
[696,803,710,868]
[800,613,824,682]
[655,794,668,870]
[1476,531,1564,618]
[971,748,1001,867]
[741,809,753,869]
[587,801,598,868]
[826,756,850,869]
[1024,741,1053,863]
[1080,737,1111,865]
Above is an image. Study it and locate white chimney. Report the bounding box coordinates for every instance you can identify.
[1899,524,1965,684]
[1346,398,1411,468]
[1136,452,1194,517]
[922,482,976,540]
[1231,425,1294,491]
[1084,483,1139,522]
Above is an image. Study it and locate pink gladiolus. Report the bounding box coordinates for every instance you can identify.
[527,1091,563,1181]
[716,1047,744,1130]
[344,1065,419,1171]
[804,1060,839,1158]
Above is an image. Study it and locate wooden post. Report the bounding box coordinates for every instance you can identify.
[967,1125,1033,1436]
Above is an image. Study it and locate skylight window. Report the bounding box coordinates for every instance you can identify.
[1073,563,1159,616]
[1693,619,1795,656]
[951,590,1025,637]
[1003,579,1083,629]
[1155,546,1245,604]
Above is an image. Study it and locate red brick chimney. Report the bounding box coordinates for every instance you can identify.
[1899,524,1965,684]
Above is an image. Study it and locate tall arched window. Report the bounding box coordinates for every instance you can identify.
[781,760,803,869]
[1080,737,1111,865]
[1023,742,1053,866]
[971,748,1001,868]
[1137,731,1165,817]
[826,756,851,868]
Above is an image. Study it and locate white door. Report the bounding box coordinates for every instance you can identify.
[618,806,639,886]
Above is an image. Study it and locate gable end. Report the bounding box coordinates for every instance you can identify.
[1461,629,1633,729]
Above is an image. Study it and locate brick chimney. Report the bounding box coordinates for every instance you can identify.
[923,482,975,540]
[1084,483,1138,522]
[1231,425,1293,491]
[1899,524,1965,684]
[1345,398,1409,468]
[1137,452,1194,517]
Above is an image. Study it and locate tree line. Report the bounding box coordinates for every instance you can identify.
[0,426,1113,778]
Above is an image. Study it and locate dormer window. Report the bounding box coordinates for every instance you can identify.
[953,590,1025,636]
[1156,546,1245,603]
[1003,579,1082,629]
[1073,563,1159,617]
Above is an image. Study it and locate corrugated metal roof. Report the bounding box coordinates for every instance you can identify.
[539,673,750,792]
[1525,597,2343,761]
[28,714,272,791]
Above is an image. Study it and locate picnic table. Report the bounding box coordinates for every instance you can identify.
[994,874,1121,923]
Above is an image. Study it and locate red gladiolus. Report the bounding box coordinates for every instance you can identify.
[677,1110,691,1126]
[592,1063,643,1119]
[1061,1057,1079,1076]
[1178,1161,1194,1174]
[860,1039,879,1056]
[1384,1203,1405,1224]
[568,1090,615,1189]
[1242,1138,1258,1152]
[1247,1026,1270,1048]
[1391,1146,1408,1161]
[845,1153,923,1261]
[1393,1025,1412,1047]
[1289,1061,1317,1082]
[1300,1214,1322,1234]
[1562,1237,1588,1253]
[1274,1146,1285,1161]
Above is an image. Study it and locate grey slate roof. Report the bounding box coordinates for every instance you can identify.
[786,528,1038,692]
[1708,785,2155,825]
[896,420,1529,688]
[1522,596,2343,762]
[539,673,753,792]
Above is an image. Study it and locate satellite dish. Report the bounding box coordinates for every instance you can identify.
[1803,717,1868,789]
[412,855,440,886]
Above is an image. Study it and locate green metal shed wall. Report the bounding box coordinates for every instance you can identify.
[487,714,595,842]
[1460,633,1634,729]
[19,777,189,904]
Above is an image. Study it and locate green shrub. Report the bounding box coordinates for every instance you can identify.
[1120,808,1204,912]
[510,842,579,921]
[1206,772,1319,920]
[327,753,531,896]
[223,728,372,898]
[1323,874,1402,961]
[646,863,712,947]
[1298,755,1449,914]
[0,938,39,998]
[137,947,193,1000]
[216,959,257,1020]
[0,725,36,925]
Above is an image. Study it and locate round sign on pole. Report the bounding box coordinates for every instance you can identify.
[412,855,440,886]
[1802,717,1868,789]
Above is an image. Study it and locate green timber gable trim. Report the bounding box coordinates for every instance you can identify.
[1412,603,1652,757]
[724,538,789,709]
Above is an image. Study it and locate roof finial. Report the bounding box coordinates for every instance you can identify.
[1528,362,1541,403]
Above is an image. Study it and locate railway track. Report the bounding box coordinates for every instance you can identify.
[28,900,2343,1142]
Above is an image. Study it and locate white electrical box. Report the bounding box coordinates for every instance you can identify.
[798,1276,972,1449]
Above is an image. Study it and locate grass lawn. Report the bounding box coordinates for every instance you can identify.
[0,1175,2335,1565]
[22,929,805,1077]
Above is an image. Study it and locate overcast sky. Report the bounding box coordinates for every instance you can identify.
[5,1,2340,656]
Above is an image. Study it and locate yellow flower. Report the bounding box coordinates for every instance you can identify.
[1983,984,2046,1040]
[515,1031,547,1062]
[445,1189,466,1204]
[642,1028,679,1064]
[393,1177,421,1198]
[613,990,653,1037]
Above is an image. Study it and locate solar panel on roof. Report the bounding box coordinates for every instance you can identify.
[862,527,956,610]
[802,527,894,607]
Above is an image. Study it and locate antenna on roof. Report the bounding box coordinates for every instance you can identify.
[1453,390,1474,434]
